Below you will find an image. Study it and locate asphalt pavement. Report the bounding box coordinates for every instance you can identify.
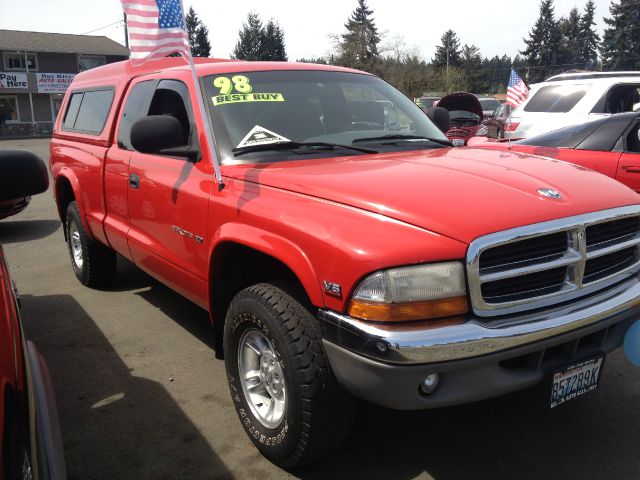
[1,138,639,480]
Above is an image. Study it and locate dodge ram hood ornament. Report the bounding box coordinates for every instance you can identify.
[538,188,562,199]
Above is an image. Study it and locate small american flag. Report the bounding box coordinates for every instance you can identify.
[121,0,190,63]
[506,68,529,108]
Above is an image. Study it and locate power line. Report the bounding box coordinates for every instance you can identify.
[80,20,123,35]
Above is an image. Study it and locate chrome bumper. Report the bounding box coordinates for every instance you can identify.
[319,278,640,365]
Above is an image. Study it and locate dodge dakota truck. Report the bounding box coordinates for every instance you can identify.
[50,58,640,467]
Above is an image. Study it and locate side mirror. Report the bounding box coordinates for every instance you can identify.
[424,107,451,133]
[130,115,199,161]
[0,150,49,201]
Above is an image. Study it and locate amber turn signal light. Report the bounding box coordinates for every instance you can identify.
[347,296,469,322]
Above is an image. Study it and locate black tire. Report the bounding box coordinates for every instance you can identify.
[65,201,116,288]
[224,283,354,468]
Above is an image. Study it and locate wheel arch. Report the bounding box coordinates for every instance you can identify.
[208,226,324,358]
[53,170,86,241]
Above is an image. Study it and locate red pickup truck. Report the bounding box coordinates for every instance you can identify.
[50,58,640,467]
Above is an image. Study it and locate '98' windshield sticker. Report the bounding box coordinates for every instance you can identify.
[236,125,291,149]
[212,74,285,106]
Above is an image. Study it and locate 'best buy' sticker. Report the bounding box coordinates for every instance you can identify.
[212,92,285,106]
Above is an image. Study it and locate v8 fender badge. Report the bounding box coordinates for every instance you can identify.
[323,281,342,297]
[538,188,562,199]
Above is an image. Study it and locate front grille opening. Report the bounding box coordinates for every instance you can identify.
[479,231,568,271]
[584,247,638,284]
[481,267,567,303]
[586,216,640,248]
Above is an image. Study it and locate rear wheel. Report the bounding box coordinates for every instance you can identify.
[65,201,116,288]
[224,283,354,468]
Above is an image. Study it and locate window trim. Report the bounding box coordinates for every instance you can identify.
[61,87,115,135]
[0,95,20,123]
[2,51,38,71]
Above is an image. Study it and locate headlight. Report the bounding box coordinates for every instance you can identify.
[476,125,488,136]
[347,262,469,322]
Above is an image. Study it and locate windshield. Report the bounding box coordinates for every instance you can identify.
[449,110,480,121]
[205,70,448,163]
[479,99,501,111]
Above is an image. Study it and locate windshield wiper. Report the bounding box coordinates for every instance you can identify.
[232,141,378,156]
[352,134,453,147]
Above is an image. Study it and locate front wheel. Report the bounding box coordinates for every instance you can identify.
[224,283,353,468]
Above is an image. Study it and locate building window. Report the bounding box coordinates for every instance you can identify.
[78,55,106,72]
[3,52,38,71]
[0,96,20,123]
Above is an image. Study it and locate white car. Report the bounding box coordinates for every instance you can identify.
[505,72,640,139]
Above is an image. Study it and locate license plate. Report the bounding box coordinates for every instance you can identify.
[550,355,605,408]
[452,139,465,147]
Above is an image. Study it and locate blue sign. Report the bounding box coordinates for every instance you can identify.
[624,320,640,367]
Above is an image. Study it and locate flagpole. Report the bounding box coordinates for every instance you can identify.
[185,55,224,190]
[176,0,223,190]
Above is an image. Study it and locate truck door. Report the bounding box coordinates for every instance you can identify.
[126,79,212,307]
[617,121,640,193]
[104,79,158,260]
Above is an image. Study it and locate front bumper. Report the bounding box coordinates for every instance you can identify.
[319,278,640,410]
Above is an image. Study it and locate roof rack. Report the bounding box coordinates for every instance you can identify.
[545,71,640,82]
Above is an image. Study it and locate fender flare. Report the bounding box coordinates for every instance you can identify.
[208,223,325,309]
[52,168,92,239]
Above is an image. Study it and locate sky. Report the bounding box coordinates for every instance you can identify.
[0,0,614,62]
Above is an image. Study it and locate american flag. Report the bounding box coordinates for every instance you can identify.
[121,0,191,63]
[506,68,529,108]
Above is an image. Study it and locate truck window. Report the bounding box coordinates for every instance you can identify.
[62,92,83,130]
[119,79,196,151]
[62,88,114,134]
[117,80,158,150]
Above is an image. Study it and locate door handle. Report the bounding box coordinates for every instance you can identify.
[129,173,140,189]
[625,166,640,174]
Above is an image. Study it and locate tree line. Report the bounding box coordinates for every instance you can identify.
[183,0,640,98]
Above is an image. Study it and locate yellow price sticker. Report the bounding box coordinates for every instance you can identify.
[213,75,253,95]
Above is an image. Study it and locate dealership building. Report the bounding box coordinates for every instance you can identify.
[0,29,129,137]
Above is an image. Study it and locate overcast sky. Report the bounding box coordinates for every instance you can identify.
[0,0,614,62]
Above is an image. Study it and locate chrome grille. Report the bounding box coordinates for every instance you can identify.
[467,206,640,316]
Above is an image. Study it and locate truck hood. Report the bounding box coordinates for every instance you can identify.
[225,148,640,245]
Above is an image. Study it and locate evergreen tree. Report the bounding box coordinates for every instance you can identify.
[460,44,485,92]
[260,20,287,61]
[520,0,563,82]
[558,8,581,68]
[339,0,381,67]
[432,30,462,69]
[232,13,264,60]
[184,7,211,57]
[577,0,600,68]
[601,0,640,70]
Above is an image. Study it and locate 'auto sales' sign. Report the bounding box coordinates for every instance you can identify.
[36,73,75,93]
[0,72,28,89]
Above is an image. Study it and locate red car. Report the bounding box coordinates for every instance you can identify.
[470,112,640,191]
[0,150,65,479]
[50,58,640,467]
[437,92,488,145]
